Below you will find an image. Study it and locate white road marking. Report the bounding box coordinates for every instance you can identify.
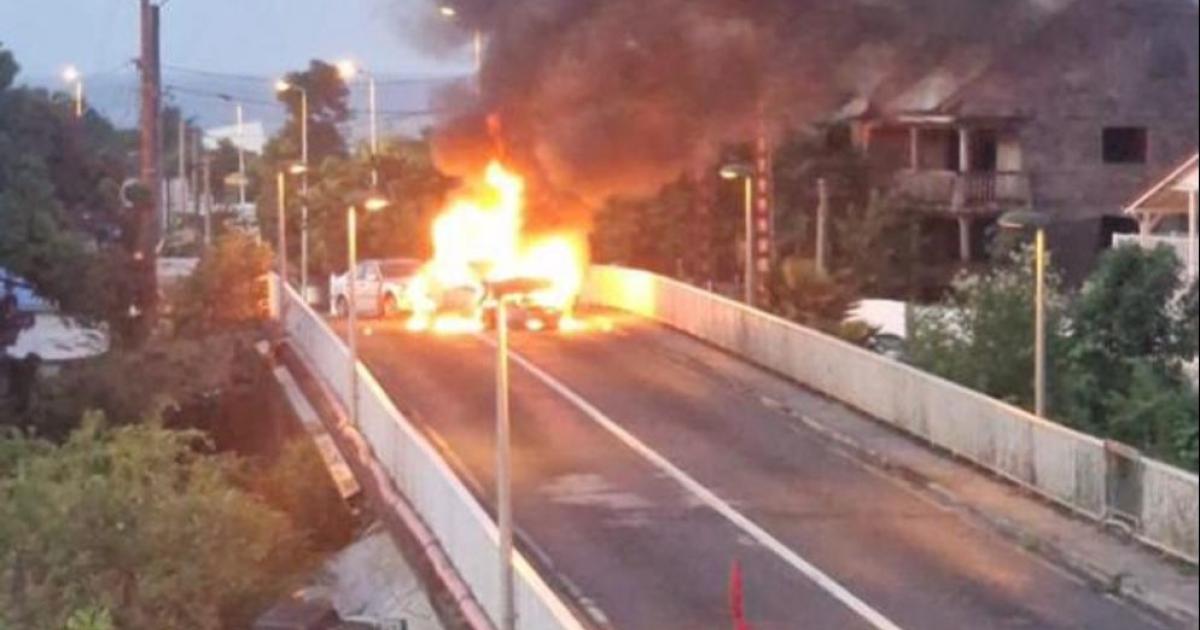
[484,337,905,630]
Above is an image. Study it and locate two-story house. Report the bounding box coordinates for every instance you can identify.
[838,0,1198,279]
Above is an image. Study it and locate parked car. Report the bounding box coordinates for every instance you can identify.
[329,258,422,318]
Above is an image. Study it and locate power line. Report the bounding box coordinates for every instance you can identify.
[161,63,469,86]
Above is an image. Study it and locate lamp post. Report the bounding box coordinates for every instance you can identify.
[998,210,1051,418]
[439,5,484,83]
[218,94,247,208]
[345,193,390,427]
[720,163,755,307]
[275,162,307,288]
[61,65,84,118]
[275,79,311,300]
[484,276,552,630]
[336,61,379,186]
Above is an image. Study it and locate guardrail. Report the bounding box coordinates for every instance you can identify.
[580,265,1199,563]
[276,279,586,630]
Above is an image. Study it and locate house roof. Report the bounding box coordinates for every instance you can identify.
[1124,153,1200,216]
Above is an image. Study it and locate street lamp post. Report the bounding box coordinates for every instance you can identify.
[720,163,755,307]
[439,5,484,87]
[345,194,390,427]
[336,61,379,186]
[484,277,551,630]
[275,163,307,290]
[276,80,311,301]
[62,65,84,118]
[999,210,1051,418]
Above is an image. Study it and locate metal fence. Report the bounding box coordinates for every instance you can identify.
[581,265,1198,563]
[278,281,586,630]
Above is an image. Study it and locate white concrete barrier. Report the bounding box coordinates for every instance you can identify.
[279,281,586,630]
[581,265,1197,563]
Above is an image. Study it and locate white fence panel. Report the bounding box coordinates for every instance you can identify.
[581,265,1195,562]
[279,283,585,630]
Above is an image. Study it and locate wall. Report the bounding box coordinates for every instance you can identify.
[581,265,1199,563]
[278,281,586,630]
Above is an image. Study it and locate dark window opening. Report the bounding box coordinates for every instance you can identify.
[1102,127,1147,164]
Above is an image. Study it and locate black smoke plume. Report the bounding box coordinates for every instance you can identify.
[404,0,1063,207]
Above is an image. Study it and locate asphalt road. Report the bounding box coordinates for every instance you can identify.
[344,310,1163,630]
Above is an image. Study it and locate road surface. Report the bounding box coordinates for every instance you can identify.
[341,310,1163,630]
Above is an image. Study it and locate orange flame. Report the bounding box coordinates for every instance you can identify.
[409,160,586,333]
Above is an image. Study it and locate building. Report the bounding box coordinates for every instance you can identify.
[840,0,1199,278]
[1115,152,1198,280]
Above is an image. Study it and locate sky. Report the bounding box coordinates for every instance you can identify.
[0,0,471,132]
[0,0,467,82]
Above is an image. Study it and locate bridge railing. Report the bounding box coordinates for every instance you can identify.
[580,266,1199,563]
[277,280,585,630]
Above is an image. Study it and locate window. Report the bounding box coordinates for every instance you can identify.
[1102,127,1147,164]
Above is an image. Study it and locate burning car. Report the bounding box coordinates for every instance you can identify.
[405,161,586,333]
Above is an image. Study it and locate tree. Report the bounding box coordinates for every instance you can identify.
[0,417,312,630]
[1059,245,1197,467]
[908,244,1068,411]
[767,256,861,337]
[170,232,273,335]
[0,44,132,330]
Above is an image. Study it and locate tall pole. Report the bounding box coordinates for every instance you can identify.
[347,206,359,427]
[742,176,754,307]
[138,0,161,333]
[368,76,379,187]
[1034,228,1046,418]
[175,114,187,235]
[202,154,212,246]
[816,178,829,278]
[473,29,484,92]
[276,172,288,286]
[1188,188,1197,281]
[300,89,310,302]
[236,103,247,207]
[495,297,515,630]
[73,79,84,119]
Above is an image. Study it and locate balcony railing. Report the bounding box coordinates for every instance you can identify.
[893,170,1032,214]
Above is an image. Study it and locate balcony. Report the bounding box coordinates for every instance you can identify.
[893,170,1032,214]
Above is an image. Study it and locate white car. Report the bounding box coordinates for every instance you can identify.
[329,258,422,318]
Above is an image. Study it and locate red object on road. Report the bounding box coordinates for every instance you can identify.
[730,559,751,630]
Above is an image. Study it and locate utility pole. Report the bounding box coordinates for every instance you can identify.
[202,154,212,246]
[816,178,829,277]
[176,114,187,236]
[138,0,162,336]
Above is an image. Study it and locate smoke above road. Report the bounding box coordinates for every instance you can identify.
[401,0,1062,206]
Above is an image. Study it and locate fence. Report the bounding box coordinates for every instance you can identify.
[277,280,586,630]
[580,266,1198,563]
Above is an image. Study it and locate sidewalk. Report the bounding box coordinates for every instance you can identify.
[750,372,1199,627]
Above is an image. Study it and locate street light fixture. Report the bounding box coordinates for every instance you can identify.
[346,192,390,428]
[275,79,312,302]
[720,163,755,307]
[61,65,84,118]
[998,209,1052,418]
[439,4,484,84]
[336,59,379,185]
[484,275,553,630]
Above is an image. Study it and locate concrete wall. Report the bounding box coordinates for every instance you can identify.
[581,265,1199,563]
[279,282,585,630]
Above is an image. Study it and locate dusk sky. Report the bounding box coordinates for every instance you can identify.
[0,0,466,82]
